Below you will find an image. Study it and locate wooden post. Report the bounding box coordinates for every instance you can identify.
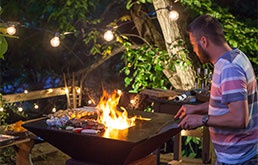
[72,73,77,109]
[78,82,82,107]
[64,73,71,108]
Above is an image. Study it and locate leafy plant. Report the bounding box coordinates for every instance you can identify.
[121,42,169,92]
[120,38,191,93]
[182,136,201,158]
[0,147,16,165]
[0,36,7,59]
[0,94,28,125]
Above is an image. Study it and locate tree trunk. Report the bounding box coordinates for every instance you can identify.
[130,4,166,50]
[152,0,195,90]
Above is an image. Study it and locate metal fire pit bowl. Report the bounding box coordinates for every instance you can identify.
[23,110,181,165]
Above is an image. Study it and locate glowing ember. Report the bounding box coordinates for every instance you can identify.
[96,89,136,130]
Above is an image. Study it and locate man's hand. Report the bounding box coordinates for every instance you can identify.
[178,114,203,130]
[174,104,197,120]
[174,102,209,121]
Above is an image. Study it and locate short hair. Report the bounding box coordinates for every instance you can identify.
[188,14,226,46]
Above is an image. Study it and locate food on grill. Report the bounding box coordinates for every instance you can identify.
[73,127,82,133]
[81,129,100,134]
[5,120,27,133]
[47,109,96,119]
[46,116,69,127]
[46,109,105,134]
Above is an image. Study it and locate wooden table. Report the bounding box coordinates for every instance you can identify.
[0,117,47,165]
[150,98,212,164]
[0,137,34,165]
[140,89,212,164]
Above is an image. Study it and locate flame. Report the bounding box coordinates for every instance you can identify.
[103,128,129,140]
[96,89,136,130]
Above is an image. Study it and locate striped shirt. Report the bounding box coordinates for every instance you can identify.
[209,48,258,164]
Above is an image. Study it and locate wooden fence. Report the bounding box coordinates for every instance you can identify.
[1,86,81,109]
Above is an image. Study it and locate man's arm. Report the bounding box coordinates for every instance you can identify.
[207,100,249,128]
[178,100,249,130]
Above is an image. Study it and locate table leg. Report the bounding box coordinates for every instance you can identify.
[202,126,212,163]
[13,139,34,165]
[173,133,182,161]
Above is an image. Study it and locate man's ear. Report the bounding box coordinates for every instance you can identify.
[200,36,208,47]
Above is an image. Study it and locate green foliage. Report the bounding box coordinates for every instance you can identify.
[120,37,191,93]
[121,42,168,93]
[0,21,19,59]
[0,94,28,125]
[182,136,201,158]
[126,0,153,10]
[0,147,16,165]
[0,36,7,59]
[46,0,99,32]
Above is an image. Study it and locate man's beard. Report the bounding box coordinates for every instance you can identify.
[197,43,210,63]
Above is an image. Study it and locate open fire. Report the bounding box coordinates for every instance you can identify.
[97,89,137,130]
[46,89,146,138]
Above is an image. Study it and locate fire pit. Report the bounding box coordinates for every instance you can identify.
[23,110,181,165]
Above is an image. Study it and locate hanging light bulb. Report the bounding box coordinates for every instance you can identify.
[18,107,23,112]
[52,107,57,113]
[88,100,92,105]
[104,30,114,41]
[130,99,136,105]
[7,25,16,35]
[50,36,60,47]
[169,10,179,21]
[50,33,60,47]
[47,88,53,93]
[24,90,28,94]
[65,88,69,94]
[117,89,122,95]
[34,103,39,109]
[0,107,4,112]
[76,87,81,94]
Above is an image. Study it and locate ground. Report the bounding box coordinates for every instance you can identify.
[31,142,215,165]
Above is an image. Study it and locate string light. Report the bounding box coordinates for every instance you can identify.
[154,5,179,21]
[18,107,23,112]
[65,88,69,94]
[47,88,53,93]
[88,100,92,105]
[169,10,179,21]
[50,33,61,47]
[6,25,16,35]
[34,103,39,109]
[117,89,122,95]
[1,87,84,113]
[76,87,81,94]
[49,31,75,47]
[103,30,114,41]
[130,99,136,104]
[52,107,57,113]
